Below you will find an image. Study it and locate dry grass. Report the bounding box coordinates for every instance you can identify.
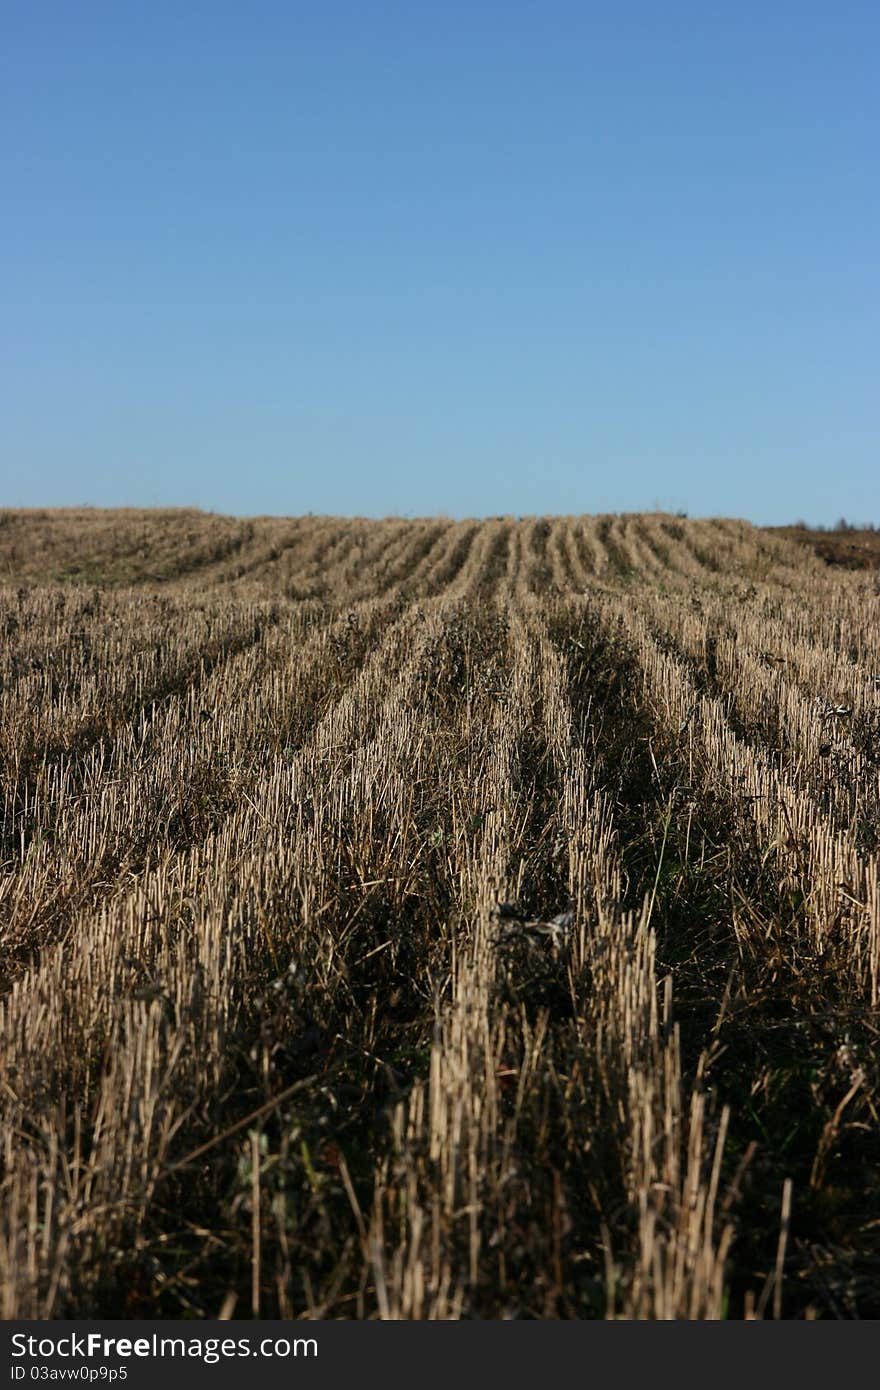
[1,509,878,1319]
[769,523,880,573]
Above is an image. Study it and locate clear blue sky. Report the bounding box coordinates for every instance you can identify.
[2,2,877,523]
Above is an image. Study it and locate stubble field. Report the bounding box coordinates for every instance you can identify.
[1,509,879,1319]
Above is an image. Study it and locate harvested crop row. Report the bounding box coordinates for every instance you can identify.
[0,510,878,1318]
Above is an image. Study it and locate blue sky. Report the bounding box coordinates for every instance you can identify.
[2,2,877,523]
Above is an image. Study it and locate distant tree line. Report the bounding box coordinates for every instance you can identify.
[793,518,878,532]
